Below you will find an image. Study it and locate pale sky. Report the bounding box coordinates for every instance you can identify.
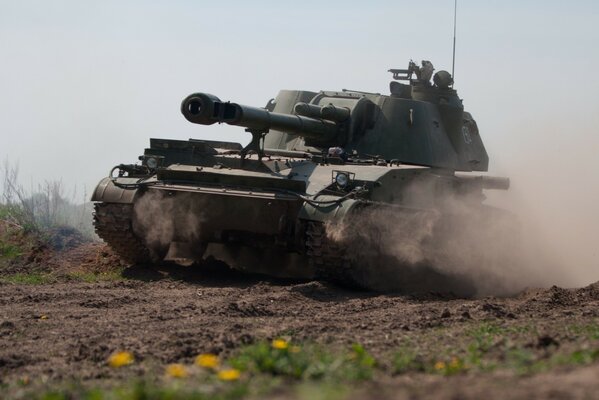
[1,1,598,283]
[1,0,597,186]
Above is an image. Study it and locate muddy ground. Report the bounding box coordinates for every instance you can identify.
[1,248,599,399]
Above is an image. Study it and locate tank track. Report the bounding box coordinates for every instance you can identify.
[93,202,153,264]
[305,221,365,289]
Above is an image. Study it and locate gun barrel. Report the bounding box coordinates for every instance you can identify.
[182,93,339,140]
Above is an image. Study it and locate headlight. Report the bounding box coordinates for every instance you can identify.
[335,172,349,188]
[146,157,158,169]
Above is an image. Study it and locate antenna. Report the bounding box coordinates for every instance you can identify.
[451,0,457,87]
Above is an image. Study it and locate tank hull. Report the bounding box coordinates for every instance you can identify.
[93,159,515,296]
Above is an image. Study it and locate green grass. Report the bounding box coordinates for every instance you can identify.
[0,272,56,285]
[66,271,124,283]
[0,270,124,285]
[554,348,599,366]
[5,334,599,400]
[566,323,599,340]
[0,218,27,261]
[0,242,22,260]
[392,346,426,374]
[389,322,599,377]
[501,347,599,376]
[0,204,21,220]
[229,341,375,381]
[6,341,374,400]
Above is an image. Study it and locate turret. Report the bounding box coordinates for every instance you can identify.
[181,60,489,172]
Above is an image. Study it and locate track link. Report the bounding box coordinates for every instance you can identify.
[305,221,365,289]
[93,202,152,264]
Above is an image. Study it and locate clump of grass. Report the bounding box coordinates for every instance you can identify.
[0,270,124,285]
[505,347,540,375]
[506,347,599,376]
[392,346,426,374]
[0,242,22,260]
[463,323,505,371]
[0,273,56,285]
[554,349,599,366]
[66,270,124,283]
[229,339,375,381]
[0,211,32,263]
[566,323,599,340]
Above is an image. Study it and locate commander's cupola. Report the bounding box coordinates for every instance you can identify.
[388,60,458,105]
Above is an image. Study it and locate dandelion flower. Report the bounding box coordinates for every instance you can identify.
[217,368,241,381]
[434,361,446,371]
[271,339,289,350]
[165,363,189,378]
[108,351,134,368]
[195,353,219,369]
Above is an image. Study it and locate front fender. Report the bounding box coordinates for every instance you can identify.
[91,177,139,204]
[298,196,360,224]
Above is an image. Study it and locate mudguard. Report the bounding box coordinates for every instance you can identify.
[298,197,360,223]
[91,177,139,204]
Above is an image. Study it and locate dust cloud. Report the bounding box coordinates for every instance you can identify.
[480,113,599,292]
[325,166,598,297]
[485,166,599,291]
[324,194,529,297]
[132,190,206,259]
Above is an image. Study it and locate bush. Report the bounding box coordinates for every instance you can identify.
[0,159,95,243]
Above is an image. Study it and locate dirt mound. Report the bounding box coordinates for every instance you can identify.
[0,220,51,274]
[49,242,127,274]
[0,219,124,275]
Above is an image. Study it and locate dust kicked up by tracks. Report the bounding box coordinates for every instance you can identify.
[2,247,599,399]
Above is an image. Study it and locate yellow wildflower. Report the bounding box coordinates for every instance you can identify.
[165,363,189,378]
[195,353,219,369]
[271,339,289,350]
[217,368,241,381]
[434,361,446,371]
[108,351,134,368]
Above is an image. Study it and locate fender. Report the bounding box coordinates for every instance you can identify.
[298,196,360,223]
[91,177,139,204]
